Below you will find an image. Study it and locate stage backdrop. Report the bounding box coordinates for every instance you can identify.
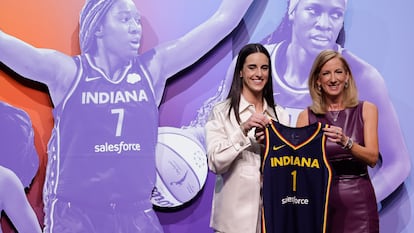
[0,0,413,233]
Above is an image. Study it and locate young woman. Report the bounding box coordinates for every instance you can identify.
[205,43,289,233]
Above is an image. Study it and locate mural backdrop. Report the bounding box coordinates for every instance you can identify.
[0,0,413,233]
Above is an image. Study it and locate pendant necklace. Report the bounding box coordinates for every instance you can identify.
[329,111,340,122]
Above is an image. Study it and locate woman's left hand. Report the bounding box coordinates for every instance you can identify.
[254,127,266,144]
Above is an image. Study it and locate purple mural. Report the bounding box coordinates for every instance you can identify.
[0,0,413,232]
[0,102,40,233]
[0,0,252,232]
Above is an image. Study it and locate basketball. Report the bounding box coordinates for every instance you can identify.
[151,126,208,208]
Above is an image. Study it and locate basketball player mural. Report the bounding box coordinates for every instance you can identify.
[0,166,41,233]
[0,0,253,232]
[0,102,41,233]
[191,0,410,205]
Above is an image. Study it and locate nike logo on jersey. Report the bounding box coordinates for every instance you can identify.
[273,145,286,151]
[85,76,102,82]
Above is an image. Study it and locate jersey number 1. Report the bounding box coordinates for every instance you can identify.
[291,170,297,192]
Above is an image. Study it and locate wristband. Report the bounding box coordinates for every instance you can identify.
[342,136,353,150]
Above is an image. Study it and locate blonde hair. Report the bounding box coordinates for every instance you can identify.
[308,50,358,114]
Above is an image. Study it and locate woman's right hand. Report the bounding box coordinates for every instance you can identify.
[241,113,269,140]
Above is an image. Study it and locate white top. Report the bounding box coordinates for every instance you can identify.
[206,95,289,233]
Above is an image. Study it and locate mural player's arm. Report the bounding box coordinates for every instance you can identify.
[0,29,76,106]
[146,0,253,104]
[347,53,411,202]
[0,166,42,233]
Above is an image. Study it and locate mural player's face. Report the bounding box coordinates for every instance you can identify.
[291,0,346,56]
[99,0,142,59]
[240,52,270,97]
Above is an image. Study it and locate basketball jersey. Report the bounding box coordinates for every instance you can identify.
[261,120,332,233]
[44,54,158,206]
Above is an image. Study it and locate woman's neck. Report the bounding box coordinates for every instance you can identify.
[325,93,345,111]
[242,92,263,112]
[327,102,344,111]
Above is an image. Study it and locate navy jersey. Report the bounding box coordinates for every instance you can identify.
[261,120,332,233]
[44,54,158,206]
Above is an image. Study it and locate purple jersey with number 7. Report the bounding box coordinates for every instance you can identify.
[44,54,158,207]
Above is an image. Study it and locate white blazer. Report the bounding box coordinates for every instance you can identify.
[205,96,289,233]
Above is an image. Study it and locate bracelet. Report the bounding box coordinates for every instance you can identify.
[342,136,353,150]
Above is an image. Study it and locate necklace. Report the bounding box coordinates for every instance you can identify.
[329,110,340,122]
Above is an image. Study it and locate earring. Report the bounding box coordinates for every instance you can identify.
[345,82,349,88]
[318,85,322,91]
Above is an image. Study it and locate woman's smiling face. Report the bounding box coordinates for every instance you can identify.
[317,57,349,98]
[240,52,270,98]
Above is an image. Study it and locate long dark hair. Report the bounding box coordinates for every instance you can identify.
[227,43,276,124]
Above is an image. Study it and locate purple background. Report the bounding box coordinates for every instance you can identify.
[0,0,412,232]
[155,0,414,232]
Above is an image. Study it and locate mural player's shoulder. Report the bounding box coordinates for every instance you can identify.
[341,48,386,89]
